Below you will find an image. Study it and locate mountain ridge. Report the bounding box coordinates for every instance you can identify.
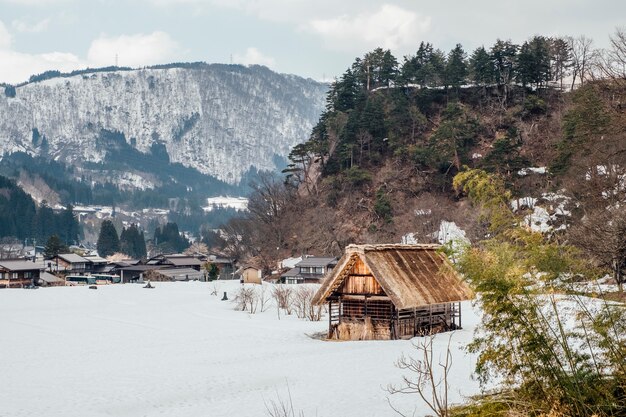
[0,63,328,191]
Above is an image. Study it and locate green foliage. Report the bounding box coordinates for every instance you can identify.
[469,46,495,86]
[119,224,147,259]
[427,103,479,173]
[481,128,530,176]
[344,166,371,188]
[446,44,468,90]
[455,169,626,416]
[516,36,552,89]
[43,234,69,259]
[97,220,120,258]
[551,85,611,174]
[522,94,548,116]
[153,222,189,253]
[0,175,80,243]
[207,263,219,281]
[373,187,393,223]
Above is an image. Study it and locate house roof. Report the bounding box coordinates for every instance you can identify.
[281,267,300,278]
[0,260,43,271]
[83,255,108,264]
[119,265,165,272]
[153,268,204,278]
[39,271,63,283]
[295,257,337,268]
[313,244,473,310]
[57,253,89,264]
[166,257,202,267]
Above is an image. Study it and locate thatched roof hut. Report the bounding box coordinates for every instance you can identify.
[313,244,473,340]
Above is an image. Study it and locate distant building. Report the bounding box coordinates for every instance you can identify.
[144,268,204,282]
[280,256,337,284]
[238,266,262,284]
[0,260,42,288]
[146,254,202,270]
[48,253,89,274]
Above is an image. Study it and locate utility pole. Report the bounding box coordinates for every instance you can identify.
[115,53,119,67]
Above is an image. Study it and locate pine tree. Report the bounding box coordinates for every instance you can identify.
[97,220,120,258]
[446,43,468,91]
[469,46,495,86]
[43,234,68,259]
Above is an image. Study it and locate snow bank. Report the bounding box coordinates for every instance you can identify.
[0,282,481,417]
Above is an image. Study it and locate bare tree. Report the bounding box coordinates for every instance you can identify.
[568,35,594,90]
[570,207,626,292]
[272,285,294,318]
[387,335,454,417]
[0,237,24,259]
[594,27,626,85]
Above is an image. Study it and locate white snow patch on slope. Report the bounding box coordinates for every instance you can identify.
[518,167,547,176]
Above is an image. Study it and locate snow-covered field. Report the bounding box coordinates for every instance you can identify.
[0,282,481,417]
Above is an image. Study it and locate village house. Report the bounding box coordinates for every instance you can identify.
[312,244,473,340]
[280,256,337,284]
[143,267,204,282]
[38,271,64,287]
[48,253,89,274]
[209,255,235,280]
[83,255,109,274]
[235,265,263,284]
[0,260,43,288]
[147,254,202,270]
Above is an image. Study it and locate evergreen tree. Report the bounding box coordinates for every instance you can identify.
[469,46,495,86]
[119,224,147,259]
[446,43,469,91]
[153,222,189,253]
[58,205,80,245]
[43,234,68,259]
[97,220,120,258]
[491,39,518,86]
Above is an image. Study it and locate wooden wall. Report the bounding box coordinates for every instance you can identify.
[341,258,385,295]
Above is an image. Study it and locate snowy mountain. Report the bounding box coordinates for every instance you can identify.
[0,64,327,187]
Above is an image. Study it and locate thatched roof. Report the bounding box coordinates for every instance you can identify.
[312,244,473,310]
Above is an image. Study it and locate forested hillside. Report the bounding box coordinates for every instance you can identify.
[0,175,80,246]
[221,32,626,271]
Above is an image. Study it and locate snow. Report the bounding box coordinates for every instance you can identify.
[401,233,418,244]
[512,192,572,233]
[203,196,249,212]
[0,67,327,187]
[279,256,302,269]
[517,167,547,176]
[511,197,538,212]
[0,282,481,417]
[437,221,470,256]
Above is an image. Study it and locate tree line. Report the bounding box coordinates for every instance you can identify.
[0,175,80,246]
[95,220,191,259]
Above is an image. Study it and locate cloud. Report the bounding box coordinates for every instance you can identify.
[233,47,275,68]
[12,17,50,33]
[86,31,180,67]
[0,26,182,84]
[0,20,13,48]
[0,49,82,83]
[305,4,431,52]
[0,0,69,5]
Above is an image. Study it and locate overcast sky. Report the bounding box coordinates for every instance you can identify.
[0,0,624,84]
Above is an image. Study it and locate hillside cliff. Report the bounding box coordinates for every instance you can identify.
[0,64,327,186]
